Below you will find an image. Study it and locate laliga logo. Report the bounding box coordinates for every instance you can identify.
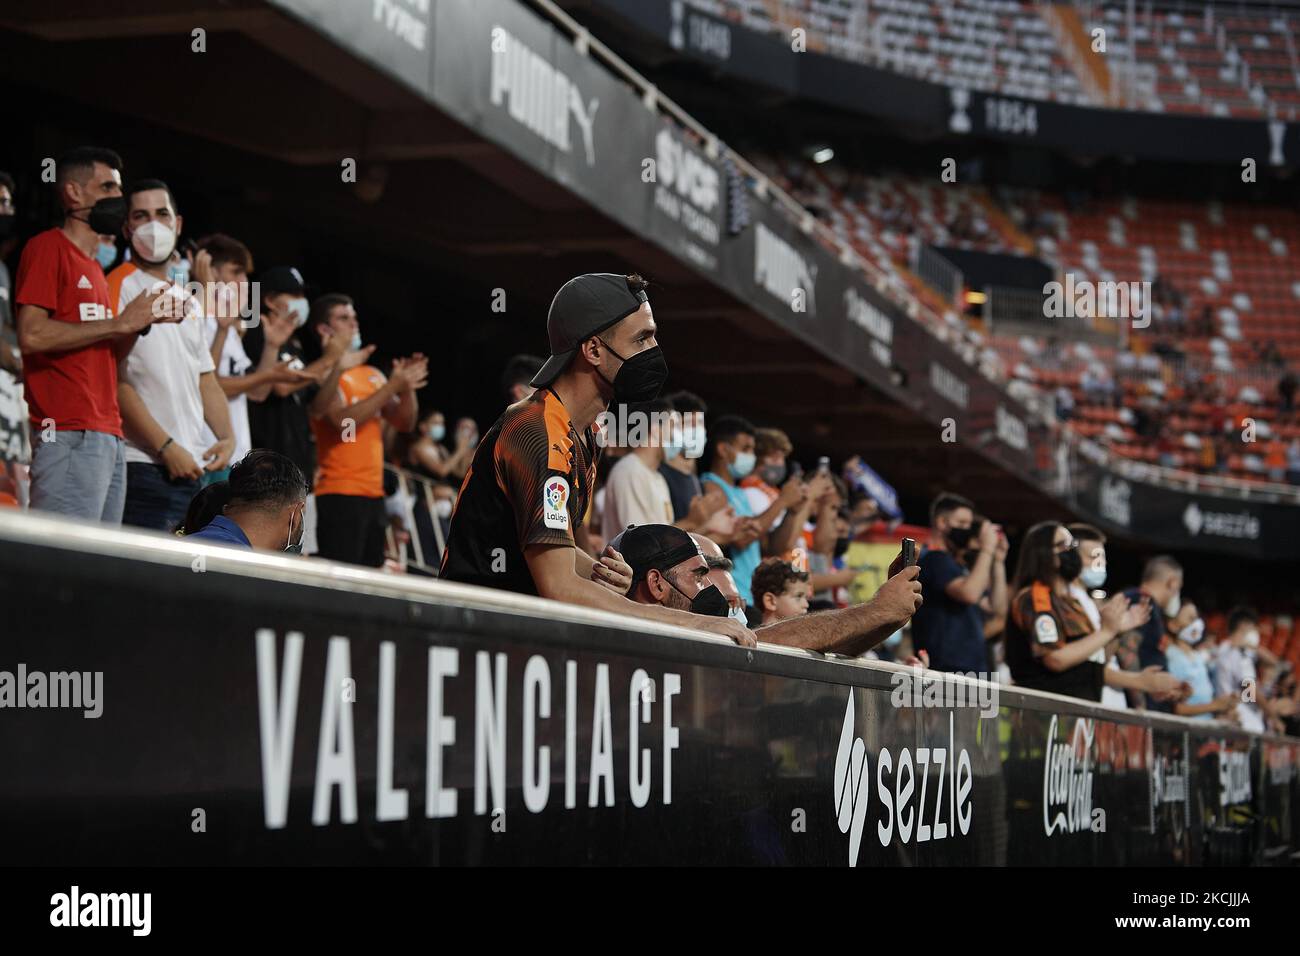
[833,691,871,867]
[545,479,567,511]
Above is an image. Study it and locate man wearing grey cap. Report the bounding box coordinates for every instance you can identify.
[440,272,756,647]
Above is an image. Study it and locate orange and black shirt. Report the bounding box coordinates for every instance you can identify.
[439,388,599,595]
[1005,581,1105,701]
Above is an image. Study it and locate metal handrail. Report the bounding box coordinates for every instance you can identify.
[382,463,451,575]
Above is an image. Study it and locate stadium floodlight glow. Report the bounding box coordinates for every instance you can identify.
[812,147,835,164]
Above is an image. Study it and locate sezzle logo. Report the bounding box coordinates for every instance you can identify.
[833,691,973,866]
[489,26,599,165]
[834,690,872,865]
[1043,715,1100,836]
[1182,502,1260,540]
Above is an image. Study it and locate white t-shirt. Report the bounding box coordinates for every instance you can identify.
[601,453,674,541]
[1214,642,1265,733]
[1068,583,1127,709]
[114,265,213,467]
[203,317,253,463]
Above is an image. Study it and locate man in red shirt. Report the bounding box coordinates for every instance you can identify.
[14,147,172,523]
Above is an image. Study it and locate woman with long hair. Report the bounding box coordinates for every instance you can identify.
[1005,521,1185,703]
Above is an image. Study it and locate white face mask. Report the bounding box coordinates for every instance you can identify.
[1178,619,1204,645]
[1243,628,1260,649]
[434,498,453,520]
[1163,593,1181,617]
[131,220,177,264]
[349,330,362,351]
[727,604,747,623]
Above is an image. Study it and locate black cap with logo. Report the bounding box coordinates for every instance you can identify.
[609,523,701,589]
[530,273,649,388]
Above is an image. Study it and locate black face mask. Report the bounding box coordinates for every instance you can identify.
[597,339,669,403]
[1057,548,1083,581]
[759,462,787,486]
[946,525,974,550]
[687,583,730,617]
[73,195,128,236]
[834,536,851,558]
[0,215,14,240]
[667,576,729,617]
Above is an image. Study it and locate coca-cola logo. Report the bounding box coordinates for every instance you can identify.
[1043,716,1100,836]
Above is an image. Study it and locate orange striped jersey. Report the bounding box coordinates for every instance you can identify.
[1006,581,1104,701]
[439,387,599,595]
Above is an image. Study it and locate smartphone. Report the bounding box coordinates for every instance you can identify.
[902,537,917,568]
[816,456,830,476]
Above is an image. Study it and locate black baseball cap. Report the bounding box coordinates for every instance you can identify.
[259,266,306,298]
[531,273,649,388]
[610,523,702,588]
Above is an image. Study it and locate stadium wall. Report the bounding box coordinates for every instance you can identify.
[0,509,1296,865]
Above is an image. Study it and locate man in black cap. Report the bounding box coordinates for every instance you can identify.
[242,266,351,485]
[440,272,755,647]
[609,524,732,617]
[622,524,925,655]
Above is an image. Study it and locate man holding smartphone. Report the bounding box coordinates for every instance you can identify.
[911,492,1003,674]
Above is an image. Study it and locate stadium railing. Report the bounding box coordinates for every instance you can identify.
[1,505,1296,865]
[382,463,446,576]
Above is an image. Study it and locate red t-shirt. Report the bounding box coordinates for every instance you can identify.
[14,228,122,436]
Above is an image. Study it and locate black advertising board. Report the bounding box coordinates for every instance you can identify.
[269,0,436,99]
[0,514,1294,866]
[961,89,1299,168]
[430,0,726,274]
[1074,455,1300,560]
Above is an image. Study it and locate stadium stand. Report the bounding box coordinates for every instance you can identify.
[689,0,1300,118]
[748,150,1300,485]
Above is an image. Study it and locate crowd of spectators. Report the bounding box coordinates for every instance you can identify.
[0,146,435,565]
[0,146,1296,736]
